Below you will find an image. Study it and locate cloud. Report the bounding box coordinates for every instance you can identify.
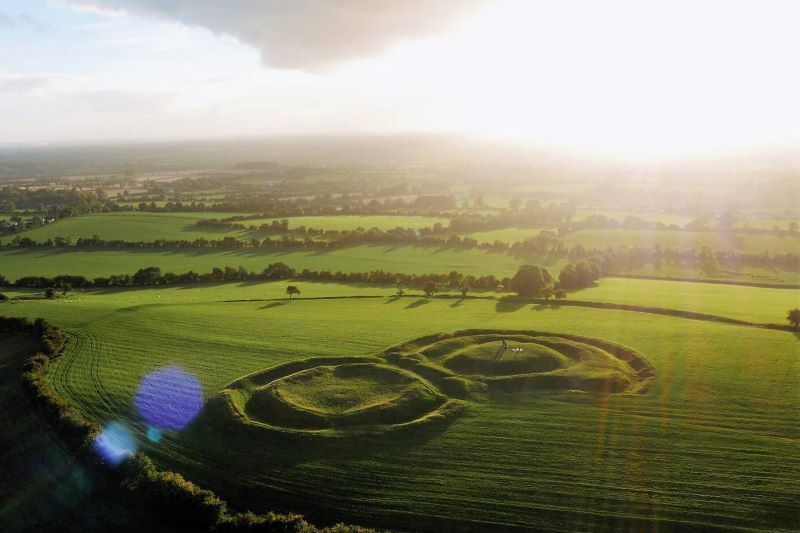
[0,12,49,31]
[16,13,50,32]
[69,89,175,114]
[0,75,56,94]
[64,0,487,70]
[0,13,16,28]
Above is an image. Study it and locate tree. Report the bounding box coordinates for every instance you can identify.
[541,287,554,301]
[263,262,295,279]
[788,308,800,328]
[509,264,553,297]
[555,289,567,300]
[61,283,72,296]
[44,288,56,299]
[558,265,577,289]
[460,285,471,298]
[0,293,7,302]
[559,259,601,290]
[286,285,301,300]
[133,266,162,285]
[509,197,522,211]
[423,281,438,297]
[395,286,406,297]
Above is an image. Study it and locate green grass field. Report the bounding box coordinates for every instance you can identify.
[2,243,795,287]
[564,228,800,254]
[0,245,562,279]
[237,215,449,231]
[577,278,800,324]
[604,263,800,286]
[573,208,696,227]
[11,212,448,243]
[13,212,253,242]
[3,281,798,531]
[466,227,545,243]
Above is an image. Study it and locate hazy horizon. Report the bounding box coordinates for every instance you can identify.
[3,0,800,157]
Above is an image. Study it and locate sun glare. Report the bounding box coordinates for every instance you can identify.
[436,0,800,156]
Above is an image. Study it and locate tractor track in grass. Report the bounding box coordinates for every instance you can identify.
[51,330,121,423]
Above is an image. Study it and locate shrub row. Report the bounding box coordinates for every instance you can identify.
[0,316,65,356]
[8,262,504,291]
[7,316,370,532]
[4,229,798,276]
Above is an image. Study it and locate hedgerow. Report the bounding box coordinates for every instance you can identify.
[5,315,372,532]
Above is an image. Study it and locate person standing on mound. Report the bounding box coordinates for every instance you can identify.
[495,339,509,360]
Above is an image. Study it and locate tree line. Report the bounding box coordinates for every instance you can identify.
[4,227,797,276]
[4,263,505,291]
[561,213,799,237]
[2,259,603,298]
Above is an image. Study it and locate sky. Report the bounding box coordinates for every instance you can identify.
[2,0,800,156]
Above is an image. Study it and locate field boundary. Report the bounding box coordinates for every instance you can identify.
[220,293,796,332]
[522,298,795,331]
[3,316,369,532]
[606,273,800,289]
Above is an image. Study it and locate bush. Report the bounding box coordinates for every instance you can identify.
[423,281,438,296]
[509,264,553,297]
[34,318,66,356]
[558,259,602,290]
[217,511,308,532]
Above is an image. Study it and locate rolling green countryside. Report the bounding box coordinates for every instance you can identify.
[2,280,798,531]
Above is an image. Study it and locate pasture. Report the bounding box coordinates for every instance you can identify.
[563,228,800,254]
[578,277,800,324]
[237,215,450,231]
[573,208,696,227]
[3,281,798,531]
[0,245,558,279]
[11,212,449,243]
[14,212,252,242]
[466,227,545,243]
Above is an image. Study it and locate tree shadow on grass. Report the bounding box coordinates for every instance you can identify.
[450,299,464,308]
[405,298,430,309]
[532,303,562,312]
[495,296,527,313]
[260,300,289,309]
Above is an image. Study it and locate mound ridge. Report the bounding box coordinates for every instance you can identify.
[442,341,569,376]
[246,363,446,430]
[209,330,653,438]
[384,330,654,395]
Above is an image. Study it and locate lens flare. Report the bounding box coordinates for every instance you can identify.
[93,422,136,466]
[135,365,203,431]
[146,426,163,443]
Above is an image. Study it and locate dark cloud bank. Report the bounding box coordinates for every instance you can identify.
[69,0,486,70]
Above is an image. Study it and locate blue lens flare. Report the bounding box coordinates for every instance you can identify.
[146,426,163,443]
[135,365,203,431]
[93,422,136,466]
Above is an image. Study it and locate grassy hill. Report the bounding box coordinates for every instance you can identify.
[2,282,798,531]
